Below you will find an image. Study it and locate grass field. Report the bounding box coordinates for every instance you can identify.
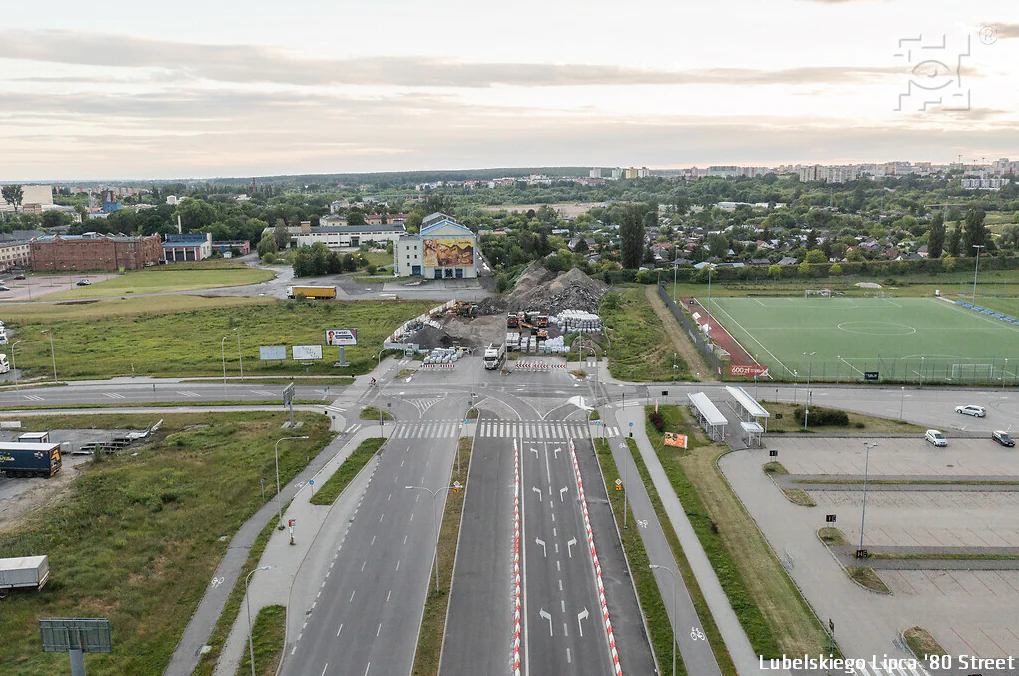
[42,265,274,300]
[235,604,286,676]
[7,299,433,379]
[0,412,331,676]
[710,297,1019,383]
[600,287,692,382]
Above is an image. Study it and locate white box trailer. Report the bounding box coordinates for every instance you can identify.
[0,555,49,591]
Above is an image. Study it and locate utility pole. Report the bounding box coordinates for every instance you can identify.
[972,244,985,304]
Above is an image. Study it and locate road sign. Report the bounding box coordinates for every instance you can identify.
[40,618,112,654]
[854,548,868,559]
[595,420,601,426]
[769,449,778,457]
[282,383,296,406]
[309,479,314,486]
[628,422,633,427]
[826,514,837,523]
[614,478,622,486]
[864,371,879,381]
[453,480,462,492]
[288,519,295,527]
[661,390,668,396]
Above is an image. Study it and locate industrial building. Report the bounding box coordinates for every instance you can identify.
[162,233,213,262]
[30,233,163,272]
[393,213,477,279]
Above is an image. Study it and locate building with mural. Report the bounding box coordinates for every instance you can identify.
[393,213,477,279]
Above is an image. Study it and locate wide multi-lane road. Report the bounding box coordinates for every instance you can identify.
[281,394,464,676]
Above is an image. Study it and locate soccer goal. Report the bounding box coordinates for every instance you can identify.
[950,363,995,381]
[804,289,832,298]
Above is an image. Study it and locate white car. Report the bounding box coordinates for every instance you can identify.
[925,429,948,447]
[955,405,986,418]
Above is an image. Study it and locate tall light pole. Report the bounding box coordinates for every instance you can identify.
[246,565,271,676]
[40,330,56,381]
[803,352,816,430]
[275,436,309,529]
[859,442,877,552]
[234,328,243,379]
[10,340,20,395]
[405,484,454,592]
[221,336,228,387]
[972,244,985,304]
[649,564,678,676]
[706,264,715,330]
[672,262,678,303]
[898,386,905,420]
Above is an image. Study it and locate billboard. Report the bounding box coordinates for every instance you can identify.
[260,346,286,360]
[730,364,769,378]
[325,328,358,346]
[292,345,323,360]
[663,433,688,449]
[423,238,474,267]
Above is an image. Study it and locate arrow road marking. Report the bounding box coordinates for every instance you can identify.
[530,447,538,458]
[539,609,553,636]
[577,608,589,637]
[567,537,577,558]
[553,446,561,458]
[559,485,568,502]
[535,538,546,557]
[531,486,542,502]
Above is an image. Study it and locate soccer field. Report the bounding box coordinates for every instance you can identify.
[709,297,1019,384]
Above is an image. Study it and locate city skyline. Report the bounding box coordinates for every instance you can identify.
[1,0,1017,180]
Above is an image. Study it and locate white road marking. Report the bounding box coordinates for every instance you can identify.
[321,665,328,676]
[361,561,366,572]
[376,622,382,637]
[386,590,391,602]
[539,609,553,636]
[379,514,385,523]
[349,590,356,602]
[567,537,577,558]
[337,623,343,637]
[103,392,125,399]
[371,535,376,545]
[561,599,565,612]
[566,648,571,663]
[558,579,563,591]
[535,538,546,557]
[364,663,371,676]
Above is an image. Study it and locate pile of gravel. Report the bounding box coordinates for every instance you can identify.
[477,263,608,316]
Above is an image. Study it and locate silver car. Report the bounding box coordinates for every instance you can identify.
[955,405,986,417]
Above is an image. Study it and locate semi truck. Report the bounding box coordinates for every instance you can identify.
[286,285,337,300]
[483,343,506,370]
[0,555,49,592]
[0,442,62,478]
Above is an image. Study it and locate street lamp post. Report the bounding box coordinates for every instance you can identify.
[235,328,243,379]
[859,443,877,552]
[673,263,678,304]
[792,370,798,404]
[803,352,816,430]
[245,566,271,676]
[649,564,678,676]
[10,340,20,395]
[405,485,454,592]
[899,386,905,420]
[706,264,714,330]
[40,330,56,380]
[275,436,309,530]
[972,244,986,304]
[221,336,228,387]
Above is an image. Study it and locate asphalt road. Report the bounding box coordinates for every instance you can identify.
[281,394,465,676]
[0,380,338,407]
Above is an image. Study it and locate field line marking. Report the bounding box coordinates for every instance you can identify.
[711,299,791,376]
[881,297,902,309]
[753,298,766,307]
[838,355,865,377]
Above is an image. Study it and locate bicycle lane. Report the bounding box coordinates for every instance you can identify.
[597,406,722,676]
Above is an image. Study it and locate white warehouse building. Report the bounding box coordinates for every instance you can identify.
[284,222,406,250]
[393,213,477,279]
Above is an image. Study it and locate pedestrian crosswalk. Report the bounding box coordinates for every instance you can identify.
[850,663,929,676]
[475,420,619,439]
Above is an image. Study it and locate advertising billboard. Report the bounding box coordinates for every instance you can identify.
[663,432,688,449]
[292,345,323,360]
[423,238,474,267]
[730,364,770,378]
[259,346,286,360]
[325,329,358,346]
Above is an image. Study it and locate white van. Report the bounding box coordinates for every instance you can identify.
[0,354,10,374]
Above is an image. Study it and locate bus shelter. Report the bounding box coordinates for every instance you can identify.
[687,392,728,442]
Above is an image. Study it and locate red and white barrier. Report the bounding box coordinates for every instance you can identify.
[512,439,522,676]
[419,363,456,369]
[569,438,623,676]
[513,361,567,371]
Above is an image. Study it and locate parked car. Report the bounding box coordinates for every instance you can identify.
[13,274,25,280]
[76,279,91,286]
[955,404,986,417]
[992,430,1015,447]
[0,286,10,292]
[925,429,948,446]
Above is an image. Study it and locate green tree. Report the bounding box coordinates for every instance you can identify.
[257,231,276,257]
[707,233,729,259]
[174,197,215,232]
[927,212,945,259]
[273,221,292,251]
[805,249,826,264]
[942,254,956,272]
[947,227,962,257]
[1002,224,1019,250]
[829,262,843,276]
[798,261,812,278]
[347,209,366,226]
[768,264,782,280]
[574,237,589,253]
[1,185,24,212]
[963,209,987,255]
[41,210,71,228]
[619,205,646,269]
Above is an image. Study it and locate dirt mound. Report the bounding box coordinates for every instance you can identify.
[512,261,555,295]
[477,263,608,316]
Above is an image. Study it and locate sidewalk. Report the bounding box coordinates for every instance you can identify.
[212,426,385,676]
[615,405,769,676]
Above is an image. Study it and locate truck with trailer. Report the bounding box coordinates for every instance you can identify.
[0,555,50,592]
[0,442,62,478]
[483,343,506,370]
[286,285,337,300]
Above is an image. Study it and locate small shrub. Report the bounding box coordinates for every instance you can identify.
[793,406,850,426]
[648,409,665,432]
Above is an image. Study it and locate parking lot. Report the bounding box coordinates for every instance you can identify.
[722,436,1019,670]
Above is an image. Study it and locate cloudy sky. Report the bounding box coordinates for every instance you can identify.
[1,0,1017,180]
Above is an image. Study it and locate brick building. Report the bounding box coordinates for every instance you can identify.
[0,241,31,271]
[30,233,163,272]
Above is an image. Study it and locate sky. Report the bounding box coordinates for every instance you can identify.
[1,0,1018,181]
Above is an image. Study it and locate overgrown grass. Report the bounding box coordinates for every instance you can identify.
[0,295,274,323]
[600,287,692,382]
[815,527,890,593]
[359,406,394,421]
[761,402,924,434]
[411,436,472,676]
[595,438,689,675]
[6,300,433,379]
[903,626,948,661]
[234,604,286,676]
[43,266,274,301]
[589,409,600,421]
[645,405,830,657]
[0,412,332,676]
[309,437,385,506]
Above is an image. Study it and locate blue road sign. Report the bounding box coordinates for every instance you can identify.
[629,422,633,427]
[596,420,601,426]
[309,479,315,486]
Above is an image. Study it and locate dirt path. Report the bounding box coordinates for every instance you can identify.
[644,286,717,381]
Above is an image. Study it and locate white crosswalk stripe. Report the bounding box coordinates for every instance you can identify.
[177,391,201,398]
[103,392,125,399]
[853,663,929,676]
[345,424,362,434]
[23,394,44,401]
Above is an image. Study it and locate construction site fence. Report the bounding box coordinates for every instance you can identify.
[657,284,727,376]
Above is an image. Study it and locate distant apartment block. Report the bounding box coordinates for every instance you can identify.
[31,233,163,271]
[961,178,1010,190]
[0,185,53,213]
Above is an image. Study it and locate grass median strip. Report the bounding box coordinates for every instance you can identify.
[762,462,816,506]
[761,402,923,434]
[645,405,830,658]
[903,626,947,661]
[360,406,394,421]
[411,435,472,676]
[309,437,386,506]
[595,437,690,676]
[234,604,286,676]
[817,527,890,593]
